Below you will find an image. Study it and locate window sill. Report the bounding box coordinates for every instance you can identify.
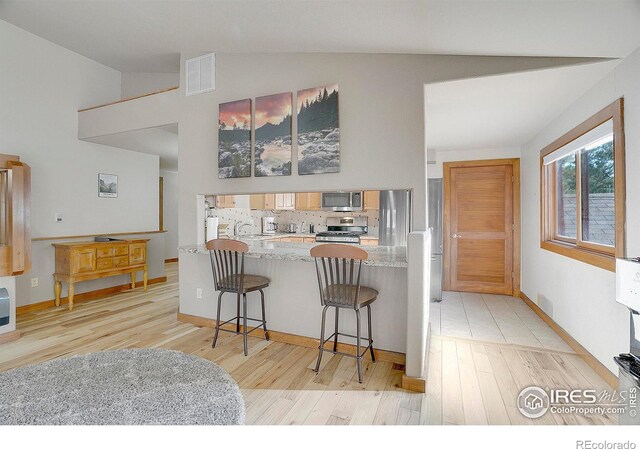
[540,240,615,272]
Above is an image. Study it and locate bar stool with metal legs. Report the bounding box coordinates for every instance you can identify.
[206,239,270,356]
[310,244,377,383]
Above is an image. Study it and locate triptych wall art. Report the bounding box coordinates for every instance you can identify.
[217,84,339,179]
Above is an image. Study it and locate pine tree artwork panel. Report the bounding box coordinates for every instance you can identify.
[297,84,340,175]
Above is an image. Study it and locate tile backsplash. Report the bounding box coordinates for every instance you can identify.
[207,206,379,237]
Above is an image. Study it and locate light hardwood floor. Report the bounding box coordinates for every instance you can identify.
[0,264,617,425]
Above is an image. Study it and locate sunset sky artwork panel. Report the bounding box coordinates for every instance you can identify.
[218,98,251,178]
[255,92,292,177]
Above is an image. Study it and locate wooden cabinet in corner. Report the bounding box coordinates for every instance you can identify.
[52,239,149,311]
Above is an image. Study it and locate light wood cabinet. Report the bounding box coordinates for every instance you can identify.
[275,193,295,210]
[295,192,322,211]
[250,193,276,210]
[215,195,236,208]
[264,194,275,210]
[53,239,149,311]
[364,191,380,211]
[250,194,265,209]
[0,155,31,277]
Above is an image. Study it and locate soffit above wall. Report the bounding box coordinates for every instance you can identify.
[86,124,178,172]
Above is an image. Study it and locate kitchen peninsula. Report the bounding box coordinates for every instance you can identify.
[178,237,408,353]
[179,188,413,355]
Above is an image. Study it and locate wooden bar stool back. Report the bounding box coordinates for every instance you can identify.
[310,244,378,383]
[206,239,270,356]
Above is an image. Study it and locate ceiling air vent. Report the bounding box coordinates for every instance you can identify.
[185,53,215,96]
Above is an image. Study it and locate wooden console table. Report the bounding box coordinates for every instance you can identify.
[52,239,149,311]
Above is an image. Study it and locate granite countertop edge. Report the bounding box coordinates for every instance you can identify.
[178,242,407,268]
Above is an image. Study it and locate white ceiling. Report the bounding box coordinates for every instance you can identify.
[425,60,620,152]
[87,123,178,172]
[0,0,639,72]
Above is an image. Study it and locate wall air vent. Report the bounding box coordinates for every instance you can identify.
[185,53,215,96]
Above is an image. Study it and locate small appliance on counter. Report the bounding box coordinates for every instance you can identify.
[285,223,298,233]
[261,217,277,235]
[615,257,640,425]
[315,217,368,244]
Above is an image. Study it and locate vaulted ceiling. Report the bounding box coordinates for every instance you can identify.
[1,0,639,73]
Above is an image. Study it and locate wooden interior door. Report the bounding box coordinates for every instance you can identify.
[444,159,520,295]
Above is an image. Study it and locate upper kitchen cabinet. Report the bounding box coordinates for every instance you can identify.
[0,155,31,276]
[364,191,380,211]
[295,192,322,211]
[215,195,236,208]
[250,194,265,209]
[250,193,276,210]
[275,193,295,210]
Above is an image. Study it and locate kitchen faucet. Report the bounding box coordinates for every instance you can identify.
[234,221,251,236]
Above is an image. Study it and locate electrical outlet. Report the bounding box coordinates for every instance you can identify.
[55,213,63,223]
[196,288,203,299]
[30,277,39,288]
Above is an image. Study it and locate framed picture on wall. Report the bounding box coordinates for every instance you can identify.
[98,173,118,198]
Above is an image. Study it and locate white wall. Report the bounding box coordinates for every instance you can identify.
[121,72,180,99]
[0,19,162,307]
[521,46,640,373]
[161,170,179,260]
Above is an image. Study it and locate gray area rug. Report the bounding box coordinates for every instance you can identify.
[0,348,245,425]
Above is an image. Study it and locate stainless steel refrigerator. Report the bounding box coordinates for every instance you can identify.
[428,179,443,302]
[378,190,411,247]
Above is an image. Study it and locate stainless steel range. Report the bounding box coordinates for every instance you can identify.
[315,217,368,244]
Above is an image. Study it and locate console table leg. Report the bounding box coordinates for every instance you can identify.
[68,283,75,311]
[143,267,148,291]
[54,281,61,307]
[130,272,136,290]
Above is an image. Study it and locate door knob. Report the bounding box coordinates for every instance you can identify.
[451,233,459,239]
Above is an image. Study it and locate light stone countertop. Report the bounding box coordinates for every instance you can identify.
[233,232,379,241]
[179,239,407,268]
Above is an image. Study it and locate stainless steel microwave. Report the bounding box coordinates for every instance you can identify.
[321,191,363,212]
